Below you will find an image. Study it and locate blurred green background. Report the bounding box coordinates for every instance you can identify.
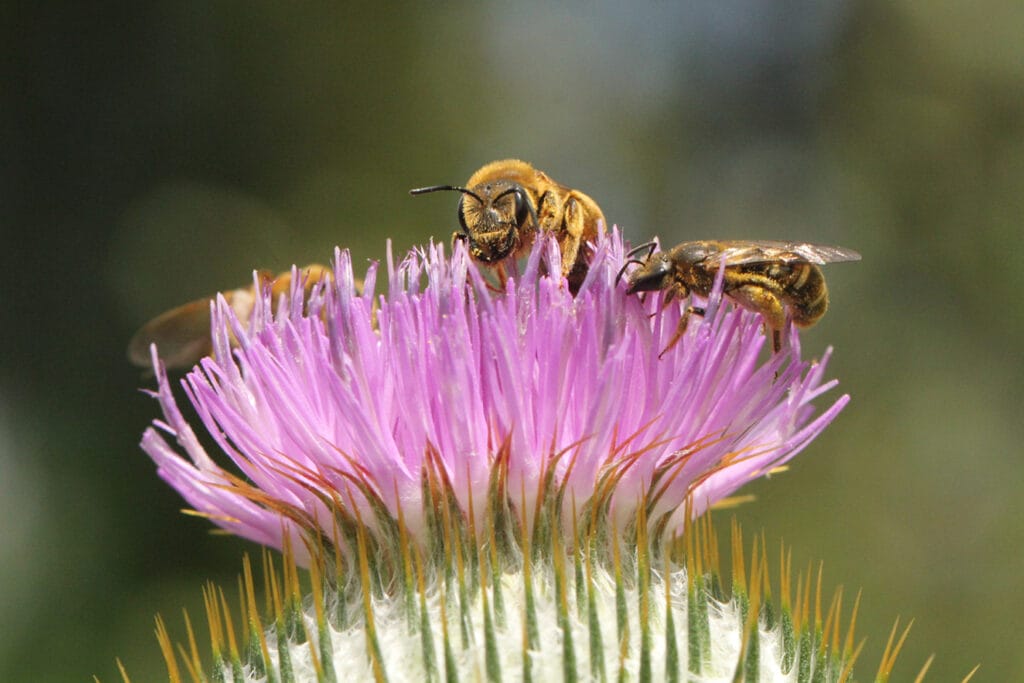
[3,2,1022,680]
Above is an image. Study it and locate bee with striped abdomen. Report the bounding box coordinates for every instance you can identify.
[618,240,861,354]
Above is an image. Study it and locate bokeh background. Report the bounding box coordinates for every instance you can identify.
[4,2,1022,680]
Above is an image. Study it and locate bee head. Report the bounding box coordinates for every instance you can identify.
[624,253,674,294]
[410,181,539,263]
[616,241,672,293]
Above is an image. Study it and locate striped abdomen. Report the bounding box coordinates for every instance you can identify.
[773,261,829,327]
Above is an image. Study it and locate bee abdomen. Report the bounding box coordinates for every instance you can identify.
[787,264,829,327]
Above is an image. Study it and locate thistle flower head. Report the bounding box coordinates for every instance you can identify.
[142,230,847,562]
[125,229,978,683]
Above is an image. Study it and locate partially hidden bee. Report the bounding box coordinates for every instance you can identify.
[617,240,861,354]
[128,264,332,369]
[410,159,605,292]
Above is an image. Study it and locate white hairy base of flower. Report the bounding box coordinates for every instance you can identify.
[224,568,798,683]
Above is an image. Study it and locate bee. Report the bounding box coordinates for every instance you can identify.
[410,159,605,291]
[617,240,861,354]
[128,264,332,369]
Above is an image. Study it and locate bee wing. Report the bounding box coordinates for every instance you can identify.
[127,298,216,369]
[128,266,335,370]
[708,241,862,267]
[772,242,862,264]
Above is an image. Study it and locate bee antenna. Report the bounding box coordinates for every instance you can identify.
[409,184,485,204]
[615,258,649,285]
[624,241,658,260]
[616,242,659,285]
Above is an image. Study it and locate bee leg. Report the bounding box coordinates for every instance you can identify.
[566,259,588,295]
[729,285,786,353]
[659,305,706,358]
[645,287,674,319]
[451,231,467,251]
[477,267,507,294]
[494,262,509,291]
[562,196,592,293]
[560,198,584,273]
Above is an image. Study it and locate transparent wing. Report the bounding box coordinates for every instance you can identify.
[704,240,862,267]
[127,298,216,369]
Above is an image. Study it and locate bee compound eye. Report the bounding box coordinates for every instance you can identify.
[456,198,470,233]
[513,189,531,227]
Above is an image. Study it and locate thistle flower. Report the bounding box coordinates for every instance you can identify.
[136,230,880,682]
[144,231,845,554]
